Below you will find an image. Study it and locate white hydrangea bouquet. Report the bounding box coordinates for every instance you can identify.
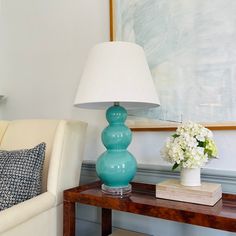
[161,121,218,170]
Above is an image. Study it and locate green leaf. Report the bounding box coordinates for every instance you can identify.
[172,163,179,171]
[197,141,205,148]
[172,134,179,138]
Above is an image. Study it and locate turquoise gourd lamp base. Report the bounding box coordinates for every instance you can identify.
[96,103,137,196]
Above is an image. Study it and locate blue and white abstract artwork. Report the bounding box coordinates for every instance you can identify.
[113,0,236,123]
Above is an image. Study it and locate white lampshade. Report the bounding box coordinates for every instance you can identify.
[74,41,160,109]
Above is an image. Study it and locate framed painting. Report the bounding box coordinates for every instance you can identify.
[110,0,236,131]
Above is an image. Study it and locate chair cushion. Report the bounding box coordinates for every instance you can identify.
[0,143,46,210]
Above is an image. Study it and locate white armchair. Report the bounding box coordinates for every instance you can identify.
[0,119,87,236]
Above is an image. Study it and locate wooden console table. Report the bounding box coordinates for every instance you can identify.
[63,181,236,236]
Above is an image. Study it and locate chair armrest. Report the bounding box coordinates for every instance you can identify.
[0,192,56,233]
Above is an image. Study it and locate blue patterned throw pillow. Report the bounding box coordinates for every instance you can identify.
[0,143,46,210]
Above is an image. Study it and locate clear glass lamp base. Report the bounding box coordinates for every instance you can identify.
[101,184,132,196]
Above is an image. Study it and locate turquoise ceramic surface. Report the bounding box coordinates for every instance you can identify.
[96,105,137,187]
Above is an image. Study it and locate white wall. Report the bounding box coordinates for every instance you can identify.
[0,1,7,118]
[1,0,236,171]
[0,0,108,162]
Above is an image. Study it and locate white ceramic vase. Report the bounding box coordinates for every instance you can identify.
[180,167,201,186]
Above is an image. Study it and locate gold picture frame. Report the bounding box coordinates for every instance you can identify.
[110,0,236,131]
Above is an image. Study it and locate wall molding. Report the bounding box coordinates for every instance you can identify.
[81,161,236,193]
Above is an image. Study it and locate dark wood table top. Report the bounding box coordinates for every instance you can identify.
[64,181,236,232]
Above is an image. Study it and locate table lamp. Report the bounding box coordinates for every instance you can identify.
[74,41,160,196]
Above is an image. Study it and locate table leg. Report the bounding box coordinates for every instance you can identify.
[102,208,112,236]
[63,200,76,236]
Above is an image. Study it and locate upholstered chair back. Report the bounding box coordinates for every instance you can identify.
[0,120,87,203]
